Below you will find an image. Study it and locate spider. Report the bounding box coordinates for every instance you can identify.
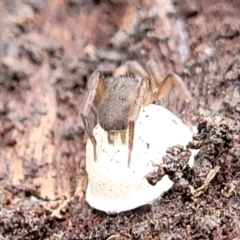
[80,60,192,166]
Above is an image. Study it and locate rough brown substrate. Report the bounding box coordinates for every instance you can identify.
[0,0,240,239]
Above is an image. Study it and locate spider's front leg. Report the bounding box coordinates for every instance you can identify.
[160,74,192,128]
[80,70,106,161]
[147,60,192,126]
[127,77,149,166]
[146,60,191,103]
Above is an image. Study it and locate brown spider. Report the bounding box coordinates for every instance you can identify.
[80,60,191,166]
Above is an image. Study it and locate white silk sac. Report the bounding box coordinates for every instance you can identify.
[85,104,196,214]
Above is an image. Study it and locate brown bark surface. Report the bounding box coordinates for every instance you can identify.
[0,0,240,239]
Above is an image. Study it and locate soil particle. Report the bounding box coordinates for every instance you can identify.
[1,0,240,239]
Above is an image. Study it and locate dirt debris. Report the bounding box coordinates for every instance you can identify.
[0,0,240,239]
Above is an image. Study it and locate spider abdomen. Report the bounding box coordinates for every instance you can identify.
[98,76,141,131]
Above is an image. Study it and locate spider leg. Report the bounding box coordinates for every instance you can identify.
[146,60,163,99]
[126,61,153,104]
[120,130,126,144]
[81,70,106,116]
[128,77,149,167]
[152,72,192,128]
[153,73,191,105]
[80,70,106,161]
[81,113,97,160]
[107,132,115,145]
[146,59,191,102]
[125,61,149,78]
